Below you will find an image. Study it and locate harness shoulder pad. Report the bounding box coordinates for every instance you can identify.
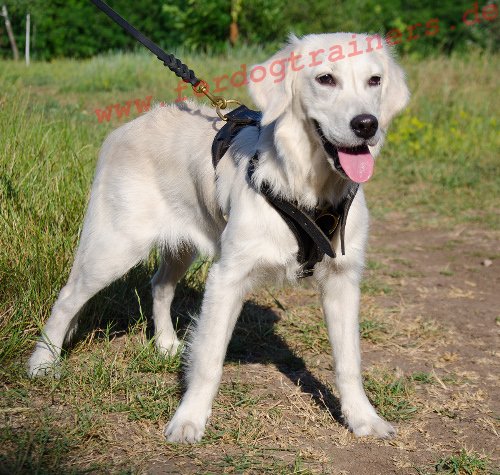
[211,105,261,169]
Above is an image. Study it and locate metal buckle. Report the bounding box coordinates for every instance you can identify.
[193,80,241,121]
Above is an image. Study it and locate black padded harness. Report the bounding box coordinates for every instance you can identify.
[212,105,358,278]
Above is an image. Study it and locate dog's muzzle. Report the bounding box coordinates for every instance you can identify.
[313,120,375,184]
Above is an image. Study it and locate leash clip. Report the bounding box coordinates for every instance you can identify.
[193,80,241,121]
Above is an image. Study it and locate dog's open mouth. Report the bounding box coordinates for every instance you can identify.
[313,121,374,184]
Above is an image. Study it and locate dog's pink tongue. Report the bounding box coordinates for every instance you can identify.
[337,147,374,183]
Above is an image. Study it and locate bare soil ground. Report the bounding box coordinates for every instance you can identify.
[147,218,500,474]
[1,218,498,474]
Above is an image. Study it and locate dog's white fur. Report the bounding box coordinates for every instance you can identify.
[28,33,409,443]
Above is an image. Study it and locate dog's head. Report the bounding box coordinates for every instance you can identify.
[248,33,409,183]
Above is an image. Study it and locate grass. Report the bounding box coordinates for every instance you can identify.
[208,452,315,474]
[366,52,499,229]
[434,449,489,475]
[363,369,418,422]
[0,416,84,475]
[413,449,493,475]
[1,49,499,473]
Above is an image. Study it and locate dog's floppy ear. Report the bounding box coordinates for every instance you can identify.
[379,44,410,129]
[248,36,300,125]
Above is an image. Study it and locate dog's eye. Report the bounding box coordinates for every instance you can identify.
[368,76,381,87]
[316,74,336,86]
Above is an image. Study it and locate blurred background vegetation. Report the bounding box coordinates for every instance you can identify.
[0,0,498,60]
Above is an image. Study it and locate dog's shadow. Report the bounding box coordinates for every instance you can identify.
[228,300,342,423]
[72,264,342,423]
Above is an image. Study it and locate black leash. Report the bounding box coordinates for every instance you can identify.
[90,0,199,86]
[90,0,240,118]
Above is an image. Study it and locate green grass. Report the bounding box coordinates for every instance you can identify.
[205,451,315,475]
[434,449,490,474]
[1,50,498,473]
[363,369,419,422]
[0,415,89,475]
[359,317,387,342]
[0,319,182,473]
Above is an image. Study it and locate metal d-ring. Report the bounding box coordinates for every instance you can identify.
[315,212,340,236]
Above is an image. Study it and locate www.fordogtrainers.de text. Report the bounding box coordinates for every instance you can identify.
[94,2,497,124]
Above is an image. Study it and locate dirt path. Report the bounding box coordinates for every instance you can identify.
[138,220,499,474]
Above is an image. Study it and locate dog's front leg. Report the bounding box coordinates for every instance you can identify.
[164,260,252,444]
[320,271,396,438]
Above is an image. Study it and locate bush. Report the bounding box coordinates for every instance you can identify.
[0,0,497,60]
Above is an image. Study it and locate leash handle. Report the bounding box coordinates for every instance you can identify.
[90,0,200,86]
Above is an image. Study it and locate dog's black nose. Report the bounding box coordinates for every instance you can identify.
[350,114,378,139]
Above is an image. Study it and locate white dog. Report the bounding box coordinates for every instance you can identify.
[29,33,409,443]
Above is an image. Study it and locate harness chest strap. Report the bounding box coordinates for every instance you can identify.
[211,105,359,277]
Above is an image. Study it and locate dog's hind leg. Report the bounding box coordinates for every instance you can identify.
[151,250,194,356]
[28,223,154,378]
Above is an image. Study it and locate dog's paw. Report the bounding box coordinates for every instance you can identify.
[155,336,182,357]
[343,403,396,439]
[27,348,60,378]
[164,413,206,444]
[348,413,396,439]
